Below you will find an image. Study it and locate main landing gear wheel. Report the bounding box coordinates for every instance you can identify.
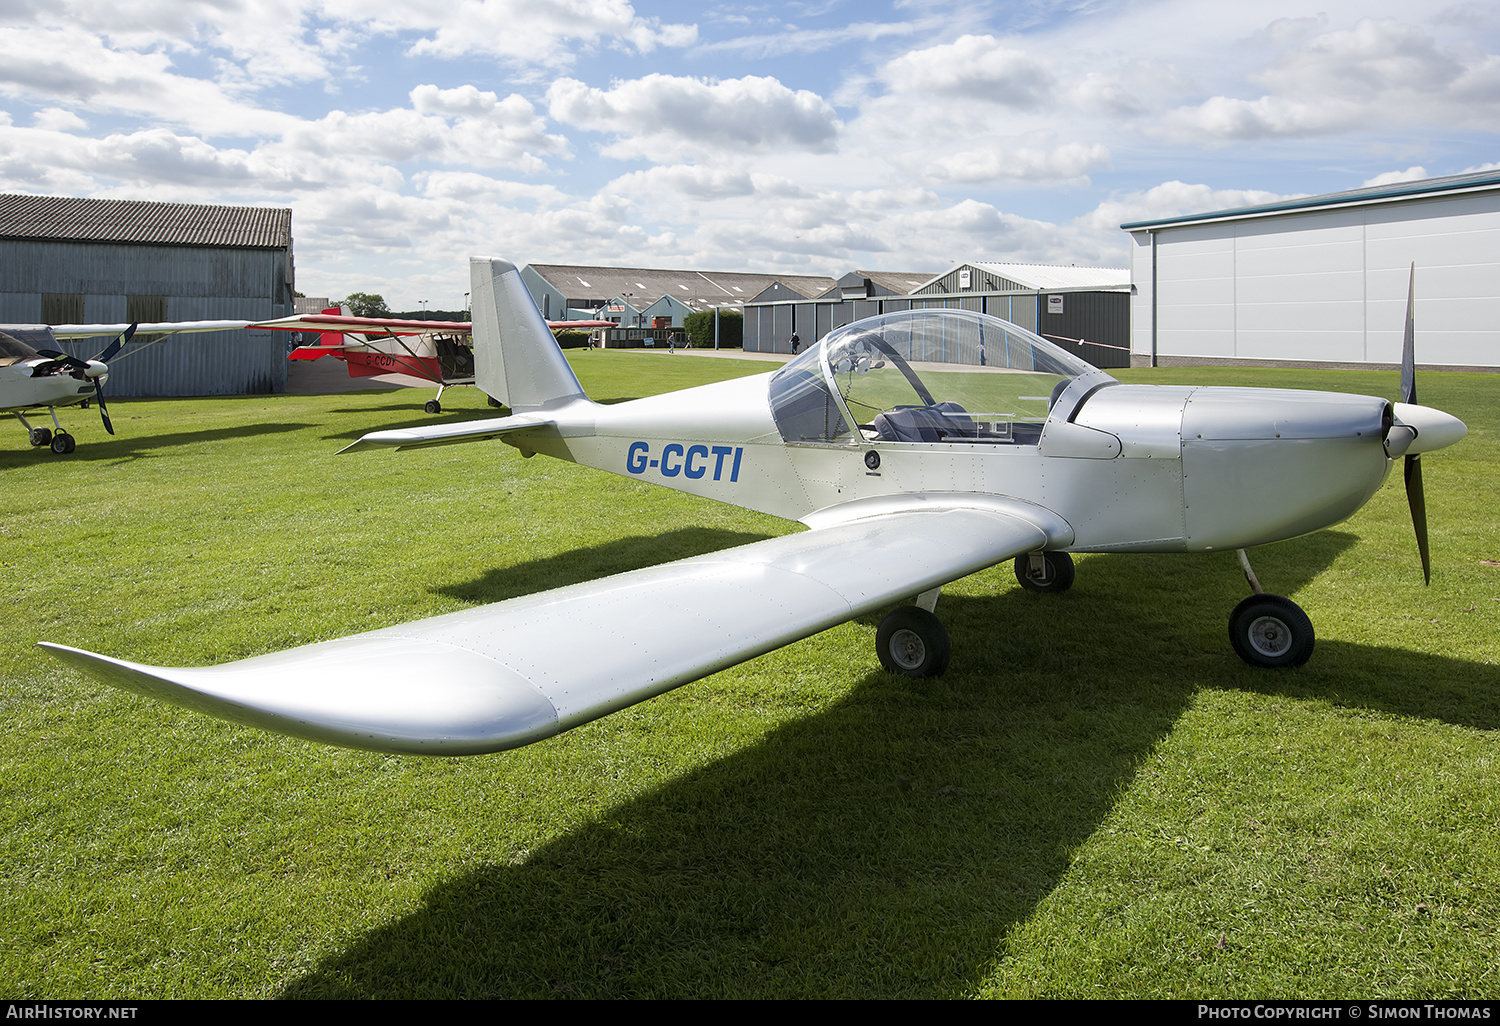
[49,432,75,454]
[876,607,951,678]
[29,427,52,447]
[1229,594,1314,668]
[1014,551,1075,593]
[424,399,442,414]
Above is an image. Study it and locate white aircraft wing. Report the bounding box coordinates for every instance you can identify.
[40,499,1060,755]
[13,320,254,339]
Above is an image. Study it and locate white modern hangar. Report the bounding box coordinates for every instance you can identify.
[742,262,1132,369]
[1122,169,1500,370]
[0,193,295,395]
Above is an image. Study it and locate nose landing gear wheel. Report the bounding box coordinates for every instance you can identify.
[49,432,75,454]
[1229,594,1314,668]
[876,607,951,677]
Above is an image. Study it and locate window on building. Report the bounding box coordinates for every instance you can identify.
[126,295,168,323]
[41,293,84,324]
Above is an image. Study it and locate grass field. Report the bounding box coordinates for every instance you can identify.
[2,351,1497,998]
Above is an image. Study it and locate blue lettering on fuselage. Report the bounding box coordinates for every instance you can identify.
[626,441,743,482]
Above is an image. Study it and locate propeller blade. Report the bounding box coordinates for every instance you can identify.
[34,349,88,372]
[1405,453,1429,585]
[93,323,136,364]
[95,380,114,435]
[1400,263,1416,406]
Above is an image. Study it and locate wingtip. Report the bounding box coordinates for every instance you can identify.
[39,636,562,755]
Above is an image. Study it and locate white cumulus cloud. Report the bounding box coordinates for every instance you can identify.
[547,74,841,159]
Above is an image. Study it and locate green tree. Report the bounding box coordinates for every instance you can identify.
[339,292,392,317]
[683,309,743,348]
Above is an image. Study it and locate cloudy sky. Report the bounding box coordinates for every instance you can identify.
[2,0,1496,309]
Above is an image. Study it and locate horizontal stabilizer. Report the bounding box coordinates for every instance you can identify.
[42,504,1054,755]
[338,409,579,453]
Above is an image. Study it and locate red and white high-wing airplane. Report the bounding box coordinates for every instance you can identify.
[42,258,1466,756]
[279,310,615,412]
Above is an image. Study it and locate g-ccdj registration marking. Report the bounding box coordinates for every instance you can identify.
[627,441,744,482]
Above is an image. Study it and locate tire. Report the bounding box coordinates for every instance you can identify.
[1014,551,1075,593]
[50,433,73,454]
[876,607,952,678]
[29,427,52,447]
[1229,594,1315,668]
[424,399,442,414]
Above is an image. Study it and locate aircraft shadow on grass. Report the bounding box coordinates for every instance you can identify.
[0,422,315,467]
[276,529,1496,998]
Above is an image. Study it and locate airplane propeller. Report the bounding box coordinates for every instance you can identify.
[35,323,134,436]
[1370,266,1435,584]
[85,324,134,436]
[1397,267,1430,584]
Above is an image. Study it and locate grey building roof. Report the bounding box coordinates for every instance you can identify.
[1120,168,1500,231]
[527,263,837,310]
[916,261,1130,293]
[0,193,292,249]
[861,270,940,294]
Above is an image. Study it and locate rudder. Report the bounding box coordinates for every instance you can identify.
[471,257,588,411]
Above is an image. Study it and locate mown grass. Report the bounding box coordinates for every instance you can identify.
[2,351,1496,998]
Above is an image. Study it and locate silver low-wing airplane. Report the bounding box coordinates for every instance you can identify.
[1,324,132,452]
[42,258,1467,756]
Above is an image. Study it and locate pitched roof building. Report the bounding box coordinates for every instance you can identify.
[520,262,837,320]
[0,193,296,395]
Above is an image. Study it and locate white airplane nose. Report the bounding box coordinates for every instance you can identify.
[1393,402,1467,454]
[83,360,109,380]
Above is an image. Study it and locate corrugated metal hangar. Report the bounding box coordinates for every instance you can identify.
[0,194,295,395]
[743,262,1132,370]
[1123,169,1500,370]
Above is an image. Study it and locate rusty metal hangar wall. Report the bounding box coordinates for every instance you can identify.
[0,194,295,396]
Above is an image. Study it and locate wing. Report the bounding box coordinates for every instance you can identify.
[254,315,611,334]
[251,314,473,335]
[20,315,607,340]
[40,500,1055,755]
[30,320,255,338]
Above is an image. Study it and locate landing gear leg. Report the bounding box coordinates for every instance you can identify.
[1228,549,1314,668]
[18,412,51,447]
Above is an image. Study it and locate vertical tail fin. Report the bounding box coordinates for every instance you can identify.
[471,257,588,411]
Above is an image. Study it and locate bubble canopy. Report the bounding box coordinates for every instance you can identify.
[767,309,1112,445]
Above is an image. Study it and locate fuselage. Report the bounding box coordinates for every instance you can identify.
[500,370,1401,555]
[0,360,99,413]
